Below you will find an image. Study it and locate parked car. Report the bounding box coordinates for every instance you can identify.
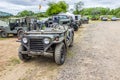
[101,17,108,21]
[18,23,74,65]
[0,17,37,38]
[91,15,99,20]
[81,16,89,24]
[111,17,118,21]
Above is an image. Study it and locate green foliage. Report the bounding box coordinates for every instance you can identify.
[17,10,34,17]
[74,7,120,19]
[113,7,120,17]
[34,12,47,18]
[78,7,110,15]
[9,57,20,66]
[46,1,68,16]
[0,38,8,40]
[116,11,120,17]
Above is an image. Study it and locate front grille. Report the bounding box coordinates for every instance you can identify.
[29,39,44,51]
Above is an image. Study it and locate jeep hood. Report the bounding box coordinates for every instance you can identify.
[0,20,8,27]
[26,27,67,34]
[26,30,65,34]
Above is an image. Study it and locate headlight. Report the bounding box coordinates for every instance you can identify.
[44,38,50,44]
[22,38,28,43]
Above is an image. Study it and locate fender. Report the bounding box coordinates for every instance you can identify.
[0,26,4,32]
[17,28,23,32]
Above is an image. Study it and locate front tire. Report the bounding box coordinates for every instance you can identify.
[69,35,74,47]
[54,42,66,65]
[18,45,31,62]
[0,31,8,38]
[17,30,24,38]
[74,27,78,31]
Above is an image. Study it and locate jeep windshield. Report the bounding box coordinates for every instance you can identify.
[28,23,68,33]
[58,15,69,19]
[9,19,19,23]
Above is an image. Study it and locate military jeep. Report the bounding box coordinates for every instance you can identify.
[18,23,74,65]
[52,14,79,31]
[0,17,37,38]
[74,15,82,27]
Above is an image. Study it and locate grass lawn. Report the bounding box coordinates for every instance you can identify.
[0,37,8,40]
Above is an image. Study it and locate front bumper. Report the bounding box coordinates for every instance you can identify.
[20,51,43,55]
[19,35,65,55]
[20,51,53,56]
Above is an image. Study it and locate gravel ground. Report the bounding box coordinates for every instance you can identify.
[0,21,120,80]
[56,21,120,80]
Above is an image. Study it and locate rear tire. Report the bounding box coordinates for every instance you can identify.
[74,27,78,31]
[69,35,74,47]
[18,45,31,62]
[54,42,66,65]
[1,31,8,38]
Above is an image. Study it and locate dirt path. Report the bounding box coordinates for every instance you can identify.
[0,21,120,80]
[56,21,120,80]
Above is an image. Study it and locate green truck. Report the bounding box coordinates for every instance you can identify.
[0,17,37,38]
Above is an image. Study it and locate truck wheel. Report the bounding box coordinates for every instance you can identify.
[80,22,82,27]
[1,31,8,38]
[18,45,31,62]
[74,27,78,31]
[54,42,66,65]
[69,35,74,47]
[17,30,24,38]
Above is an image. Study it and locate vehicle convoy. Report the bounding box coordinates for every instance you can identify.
[18,23,74,65]
[0,17,37,38]
[52,13,80,31]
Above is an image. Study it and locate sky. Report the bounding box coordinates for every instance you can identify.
[0,0,120,15]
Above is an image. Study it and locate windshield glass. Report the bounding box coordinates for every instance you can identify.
[9,19,17,23]
[58,15,69,19]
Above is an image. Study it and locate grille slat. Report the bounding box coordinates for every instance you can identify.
[29,39,44,51]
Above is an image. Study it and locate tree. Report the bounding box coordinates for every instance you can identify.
[46,1,68,16]
[35,12,47,17]
[74,1,84,14]
[116,11,120,17]
[17,10,34,17]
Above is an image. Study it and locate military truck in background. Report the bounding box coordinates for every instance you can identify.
[74,15,82,27]
[52,13,79,31]
[0,17,37,38]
